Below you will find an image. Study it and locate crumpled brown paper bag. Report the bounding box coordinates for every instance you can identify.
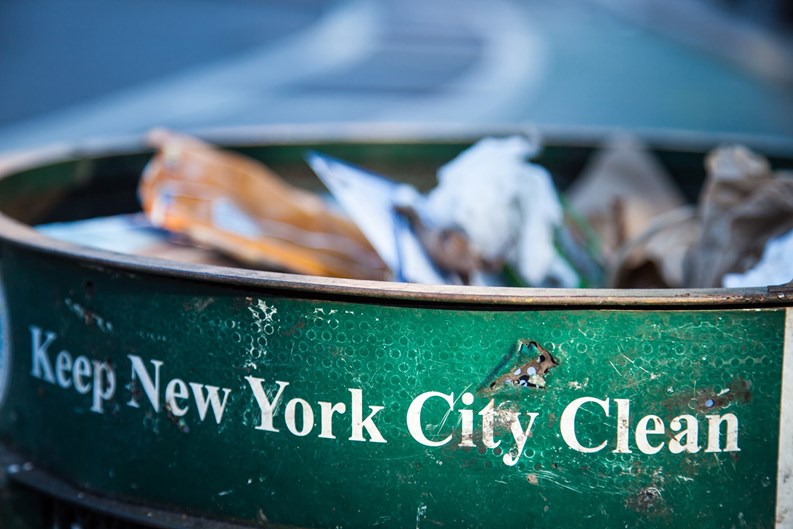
[607,143,793,288]
[565,136,688,287]
[684,145,793,287]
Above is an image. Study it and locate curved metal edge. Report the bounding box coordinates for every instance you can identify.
[0,444,300,529]
[0,125,792,309]
[1,214,787,309]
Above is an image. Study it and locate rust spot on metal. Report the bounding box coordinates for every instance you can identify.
[526,474,539,485]
[480,340,559,393]
[626,487,665,513]
[662,377,751,413]
[697,378,752,411]
[164,404,190,434]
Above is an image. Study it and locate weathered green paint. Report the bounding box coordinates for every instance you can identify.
[0,246,784,529]
[0,129,791,527]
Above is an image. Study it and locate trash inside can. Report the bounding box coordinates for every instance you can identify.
[0,127,791,529]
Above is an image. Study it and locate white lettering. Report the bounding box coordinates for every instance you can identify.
[189,382,231,424]
[407,391,453,447]
[23,327,751,461]
[165,379,190,417]
[503,412,539,466]
[55,350,73,388]
[459,392,475,448]
[478,399,501,449]
[635,415,664,455]
[285,398,314,436]
[31,327,116,414]
[349,388,386,443]
[90,360,116,413]
[705,414,740,453]
[127,355,163,410]
[560,397,609,453]
[318,401,346,439]
[613,398,632,453]
[73,356,91,394]
[669,414,700,454]
[30,326,56,383]
[245,377,289,432]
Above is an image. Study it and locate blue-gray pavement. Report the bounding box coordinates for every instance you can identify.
[0,0,792,155]
[514,2,793,137]
[0,0,329,126]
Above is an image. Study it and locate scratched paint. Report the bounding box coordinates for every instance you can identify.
[0,247,787,529]
[246,298,278,360]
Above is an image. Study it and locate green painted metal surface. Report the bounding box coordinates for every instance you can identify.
[0,246,785,528]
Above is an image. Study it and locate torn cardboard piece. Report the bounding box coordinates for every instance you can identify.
[139,129,387,280]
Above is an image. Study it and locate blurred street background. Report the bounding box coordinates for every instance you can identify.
[1,0,793,154]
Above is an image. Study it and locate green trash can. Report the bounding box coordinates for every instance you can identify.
[0,127,790,529]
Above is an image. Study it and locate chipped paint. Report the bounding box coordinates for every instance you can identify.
[1,248,787,529]
[64,297,113,333]
[567,377,590,390]
[247,299,278,359]
[626,486,665,514]
[481,340,559,392]
[249,299,278,327]
[415,504,427,529]
[189,297,215,313]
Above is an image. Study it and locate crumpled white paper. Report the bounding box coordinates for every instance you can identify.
[423,136,578,287]
[723,228,793,288]
[307,136,582,287]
